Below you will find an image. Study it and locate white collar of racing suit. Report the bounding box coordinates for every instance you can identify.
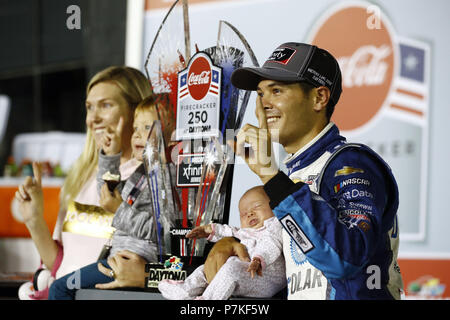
[283,121,335,165]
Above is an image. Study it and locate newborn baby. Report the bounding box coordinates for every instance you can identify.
[158,186,286,300]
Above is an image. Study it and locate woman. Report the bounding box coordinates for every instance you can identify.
[15,66,152,298]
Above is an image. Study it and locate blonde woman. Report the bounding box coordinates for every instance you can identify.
[48,95,177,300]
[15,66,152,299]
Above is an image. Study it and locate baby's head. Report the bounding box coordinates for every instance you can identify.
[132,94,175,161]
[238,186,274,229]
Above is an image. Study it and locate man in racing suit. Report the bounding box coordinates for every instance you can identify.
[261,123,403,299]
[207,42,403,299]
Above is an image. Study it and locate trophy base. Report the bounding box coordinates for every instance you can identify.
[144,242,214,292]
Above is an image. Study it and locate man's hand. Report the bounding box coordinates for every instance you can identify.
[203,237,250,283]
[96,250,147,289]
[99,183,122,213]
[235,97,278,184]
[186,224,213,239]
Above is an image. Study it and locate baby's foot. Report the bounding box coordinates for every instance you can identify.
[158,280,195,300]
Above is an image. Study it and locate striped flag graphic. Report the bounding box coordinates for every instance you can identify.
[209,69,220,95]
[388,38,430,126]
[179,72,189,100]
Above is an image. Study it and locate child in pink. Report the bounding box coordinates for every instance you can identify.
[158,186,286,300]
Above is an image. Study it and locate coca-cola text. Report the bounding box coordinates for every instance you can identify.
[188,71,210,86]
[338,45,391,88]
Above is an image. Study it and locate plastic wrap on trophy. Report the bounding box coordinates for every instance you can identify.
[144,0,191,120]
[142,120,178,262]
[215,20,259,131]
[204,45,243,135]
[189,137,228,258]
[143,0,194,234]
[200,20,260,227]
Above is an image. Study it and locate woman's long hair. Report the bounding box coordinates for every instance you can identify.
[60,66,153,209]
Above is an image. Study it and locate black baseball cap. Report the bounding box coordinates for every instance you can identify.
[231,42,342,106]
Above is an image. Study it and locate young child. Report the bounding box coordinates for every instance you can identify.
[158,186,286,300]
[48,95,176,300]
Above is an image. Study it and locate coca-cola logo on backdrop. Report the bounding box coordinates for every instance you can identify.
[308,2,398,132]
[188,56,212,101]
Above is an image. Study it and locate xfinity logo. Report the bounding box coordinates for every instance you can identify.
[176,154,205,187]
[182,164,203,180]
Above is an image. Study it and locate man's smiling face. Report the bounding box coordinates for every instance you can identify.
[256,80,317,153]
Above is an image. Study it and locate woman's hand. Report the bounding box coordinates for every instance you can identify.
[14,162,44,226]
[101,117,124,156]
[99,183,122,213]
[186,224,213,239]
[96,250,148,289]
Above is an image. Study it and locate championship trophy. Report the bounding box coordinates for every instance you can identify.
[143,120,190,289]
[142,120,176,260]
[143,0,259,290]
[188,136,229,261]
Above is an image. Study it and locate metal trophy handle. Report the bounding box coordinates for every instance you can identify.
[142,120,177,263]
[188,137,228,261]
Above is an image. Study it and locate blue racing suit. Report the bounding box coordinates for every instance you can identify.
[264,123,403,300]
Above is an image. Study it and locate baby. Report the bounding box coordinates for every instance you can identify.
[158,186,286,300]
[48,95,175,300]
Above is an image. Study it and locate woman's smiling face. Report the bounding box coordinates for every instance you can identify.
[85,82,133,149]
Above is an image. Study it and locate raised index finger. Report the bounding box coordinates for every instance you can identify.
[32,162,42,187]
[106,116,124,137]
[115,117,124,137]
[255,96,268,130]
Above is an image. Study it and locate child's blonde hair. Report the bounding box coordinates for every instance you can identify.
[60,66,153,209]
[135,93,176,146]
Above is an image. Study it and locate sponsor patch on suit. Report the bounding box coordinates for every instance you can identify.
[280,214,314,254]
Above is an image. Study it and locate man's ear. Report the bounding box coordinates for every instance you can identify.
[313,86,330,112]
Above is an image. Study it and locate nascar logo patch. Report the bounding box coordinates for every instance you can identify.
[334,177,371,193]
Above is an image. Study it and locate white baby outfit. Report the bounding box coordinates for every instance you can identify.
[158,216,286,300]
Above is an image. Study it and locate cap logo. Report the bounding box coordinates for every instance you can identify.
[306,67,333,87]
[267,47,296,65]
